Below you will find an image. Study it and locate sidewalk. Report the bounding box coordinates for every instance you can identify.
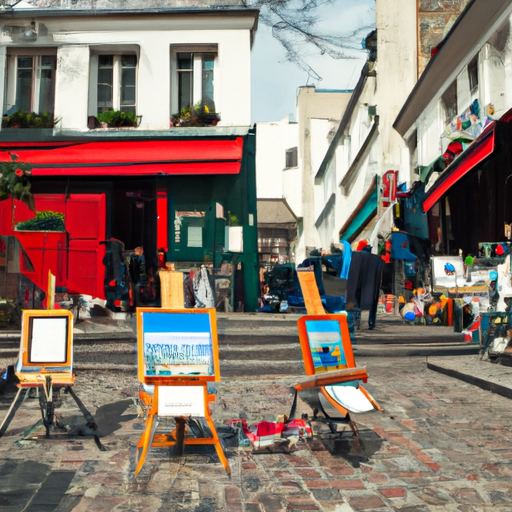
[2,312,512,511]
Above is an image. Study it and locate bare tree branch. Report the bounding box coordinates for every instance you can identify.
[255,0,374,79]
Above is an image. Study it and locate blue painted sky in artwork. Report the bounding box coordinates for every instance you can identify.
[140,312,212,333]
[305,319,341,333]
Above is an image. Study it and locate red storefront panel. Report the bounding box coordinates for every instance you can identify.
[3,194,106,299]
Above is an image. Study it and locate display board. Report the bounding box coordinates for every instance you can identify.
[297,314,355,375]
[16,309,74,383]
[136,308,220,384]
[157,385,205,417]
[431,256,466,290]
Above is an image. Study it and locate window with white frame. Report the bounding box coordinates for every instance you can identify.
[4,54,56,115]
[171,46,217,115]
[92,54,137,115]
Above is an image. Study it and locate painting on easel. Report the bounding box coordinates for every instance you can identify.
[297,314,356,376]
[137,308,220,383]
[16,309,74,384]
[134,308,229,475]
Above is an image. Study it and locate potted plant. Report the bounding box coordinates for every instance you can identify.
[14,211,65,232]
[1,110,59,129]
[96,110,141,128]
[170,102,220,127]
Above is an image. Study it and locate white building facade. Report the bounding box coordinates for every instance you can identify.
[314,0,418,254]
[256,86,350,266]
[0,3,256,129]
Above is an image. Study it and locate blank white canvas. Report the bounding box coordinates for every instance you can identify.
[30,317,68,363]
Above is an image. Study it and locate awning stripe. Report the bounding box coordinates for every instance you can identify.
[0,138,244,170]
[30,161,241,176]
[339,175,379,242]
[423,122,496,212]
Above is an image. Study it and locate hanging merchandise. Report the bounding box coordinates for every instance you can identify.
[193,266,215,308]
[443,141,465,165]
[390,232,416,261]
[496,243,507,256]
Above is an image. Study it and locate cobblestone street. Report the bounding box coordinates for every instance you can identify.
[1,353,512,512]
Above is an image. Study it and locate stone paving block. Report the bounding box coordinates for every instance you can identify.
[330,479,365,490]
[346,493,386,511]
[378,486,406,498]
[367,473,388,483]
[259,493,286,512]
[295,468,323,479]
[274,480,304,494]
[309,487,342,501]
[245,504,263,512]
[285,496,321,511]
[323,465,355,476]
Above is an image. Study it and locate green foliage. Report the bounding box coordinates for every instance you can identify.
[15,210,65,232]
[97,110,138,127]
[170,101,220,127]
[1,110,59,129]
[0,153,35,211]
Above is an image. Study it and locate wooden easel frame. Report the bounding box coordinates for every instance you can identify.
[0,309,104,449]
[134,380,229,475]
[17,309,74,384]
[292,270,383,432]
[135,307,229,475]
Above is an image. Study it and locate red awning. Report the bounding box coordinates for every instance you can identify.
[423,122,496,212]
[0,138,244,176]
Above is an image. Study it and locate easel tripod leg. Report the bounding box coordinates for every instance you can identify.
[135,413,156,476]
[173,417,186,457]
[0,388,28,438]
[66,386,106,451]
[205,411,230,474]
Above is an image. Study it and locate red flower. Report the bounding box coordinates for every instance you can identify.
[15,169,23,177]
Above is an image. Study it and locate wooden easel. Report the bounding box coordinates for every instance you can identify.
[135,271,229,475]
[135,379,229,475]
[297,268,326,314]
[0,306,105,450]
[292,269,383,435]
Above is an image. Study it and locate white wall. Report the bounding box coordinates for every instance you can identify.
[54,46,90,130]
[255,116,298,200]
[294,86,351,262]
[375,0,418,185]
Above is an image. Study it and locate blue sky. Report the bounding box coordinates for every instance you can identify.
[251,0,375,123]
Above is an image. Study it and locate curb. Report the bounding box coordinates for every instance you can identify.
[355,345,479,357]
[427,362,512,400]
